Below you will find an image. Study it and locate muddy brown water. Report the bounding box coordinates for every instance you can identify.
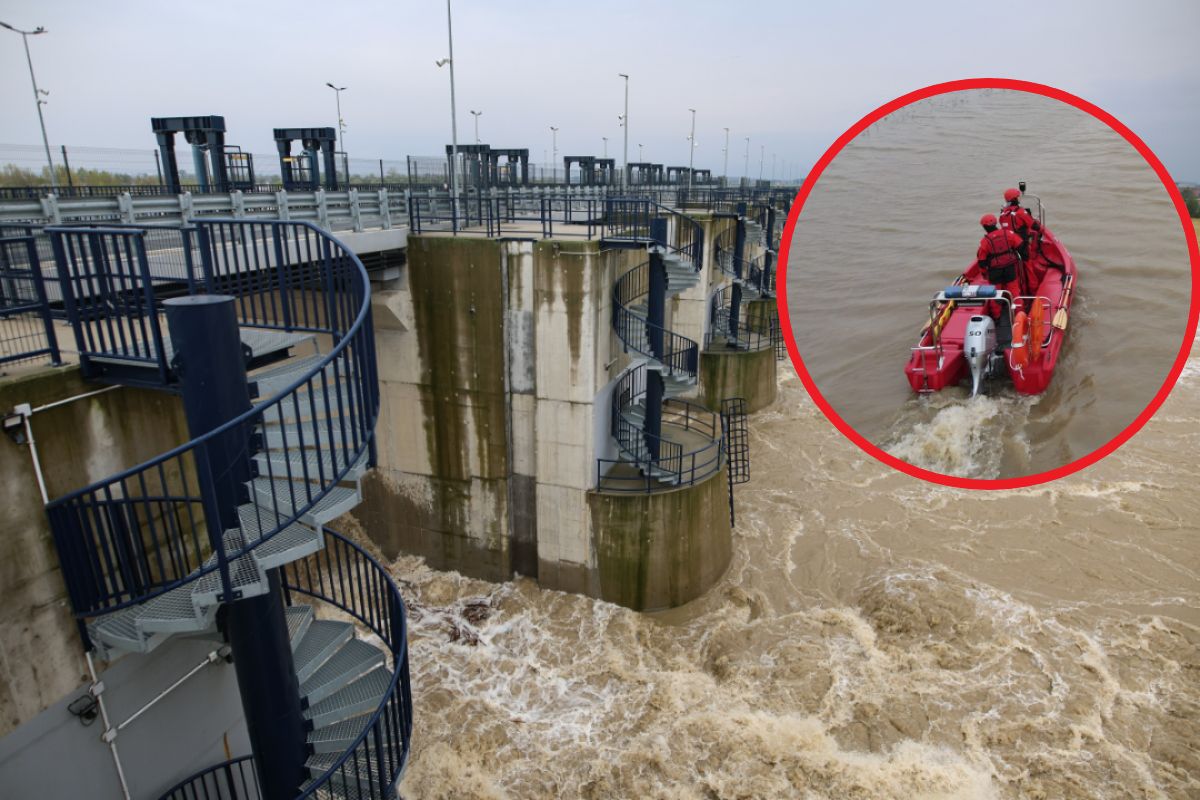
[380,364,1199,798]
[784,89,1194,479]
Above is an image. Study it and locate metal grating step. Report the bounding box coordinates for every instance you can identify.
[248,479,361,526]
[259,423,353,451]
[303,666,391,729]
[84,327,313,369]
[250,355,351,400]
[305,746,399,790]
[300,638,387,707]
[253,449,369,485]
[287,605,315,651]
[306,712,373,754]
[189,551,268,607]
[293,620,354,683]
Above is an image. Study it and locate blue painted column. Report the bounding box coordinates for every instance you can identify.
[164,295,307,800]
[761,206,776,298]
[729,203,746,346]
[191,144,210,193]
[644,217,669,461]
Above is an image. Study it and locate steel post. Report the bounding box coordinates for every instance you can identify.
[163,295,307,800]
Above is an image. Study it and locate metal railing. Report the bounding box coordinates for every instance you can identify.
[408,189,607,237]
[705,285,779,352]
[0,230,61,367]
[599,364,723,493]
[45,220,379,627]
[612,260,699,376]
[158,529,412,800]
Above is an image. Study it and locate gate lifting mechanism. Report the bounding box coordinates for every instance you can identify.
[274,127,339,191]
[151,115,256,194]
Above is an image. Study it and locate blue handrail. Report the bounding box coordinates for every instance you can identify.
[45,220,379,623]
[157,528,412,800]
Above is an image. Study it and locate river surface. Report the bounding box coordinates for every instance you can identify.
[375,356,1199,799]
[784,89,1194,479]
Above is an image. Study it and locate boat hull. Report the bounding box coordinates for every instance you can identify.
[904,228,1077,396]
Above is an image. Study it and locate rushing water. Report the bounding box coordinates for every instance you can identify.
[784,89,1194,479]
[367,358,1199,799]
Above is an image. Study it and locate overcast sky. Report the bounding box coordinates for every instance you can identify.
[1,0,1198,180]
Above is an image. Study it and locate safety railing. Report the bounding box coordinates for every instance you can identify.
[408,190,606,238]
[158,756,260,800]
[705,285,778,352]
[158,528,412,800]
[45,220,379,628]
[283,527,412,799]
[599,364,723,493]
[612,260,699,377]
[0,230,61,368]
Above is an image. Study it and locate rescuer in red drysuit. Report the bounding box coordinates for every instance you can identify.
[999,188,1047,294]
[966,213,1025,316]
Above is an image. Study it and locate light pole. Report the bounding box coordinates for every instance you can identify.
[550,126,559,183]
[470,110,482,144]
[722,127,730,187]
[436,0,459,196]
[2,21,56,190]
[602,137,608,158]
[618,72,629,188]
[638,144,644,161]
[771,153,777,183]
[325,83,348,183]
[759,144,764,182]
[687,108,696,191]
[743,137,750,188]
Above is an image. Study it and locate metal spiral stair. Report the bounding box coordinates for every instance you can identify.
[603,199,722,488]
[44,220,409,799]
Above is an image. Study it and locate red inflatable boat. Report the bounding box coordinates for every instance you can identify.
[904,190,1078,396]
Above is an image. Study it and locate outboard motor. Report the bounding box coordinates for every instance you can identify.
[964,314,997,396]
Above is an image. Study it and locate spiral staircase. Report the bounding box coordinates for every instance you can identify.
[600,200,723,491]
[44,220,411,799]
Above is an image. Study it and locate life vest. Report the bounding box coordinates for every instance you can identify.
[999,205,1033,239]
[981,229,1020,285]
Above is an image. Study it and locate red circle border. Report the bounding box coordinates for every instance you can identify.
[775,78,1200,490]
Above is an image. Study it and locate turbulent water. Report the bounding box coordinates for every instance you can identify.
[785,89,1194,479]
[376,357,1199,799]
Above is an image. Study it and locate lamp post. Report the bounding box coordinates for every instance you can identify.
[722,127,730,187]
[602,137,608,158]
[470,110,482,144]
[759,144,764,182]
[436,0,460,197]
[743,137,750,188]
[2,21,56,190]
[638,144,643,161]
[325,82,348,183]
[550,126,559,183]
[771,153,776,183]
[687,108,696,191]
[618,72,629,188]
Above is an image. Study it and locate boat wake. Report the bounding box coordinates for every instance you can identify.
[884,393,1036,479]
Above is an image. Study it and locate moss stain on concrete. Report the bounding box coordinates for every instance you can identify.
[405,236,509,557]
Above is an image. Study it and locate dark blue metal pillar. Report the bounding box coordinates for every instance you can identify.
[761,206,776,298]
[645,217,668,461]
[156,133,180,193]
[164,296,307,800]
[729,203,746,345]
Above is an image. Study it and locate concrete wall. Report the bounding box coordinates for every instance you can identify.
[0,636,247,800]
[700,346,779,413]
[359,232,735,610]
[0,366,190,736]
[588,463,733,611]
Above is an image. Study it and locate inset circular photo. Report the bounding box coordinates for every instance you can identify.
[779,81,1198,487]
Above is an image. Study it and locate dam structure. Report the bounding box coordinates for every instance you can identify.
[0,121,795,797]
